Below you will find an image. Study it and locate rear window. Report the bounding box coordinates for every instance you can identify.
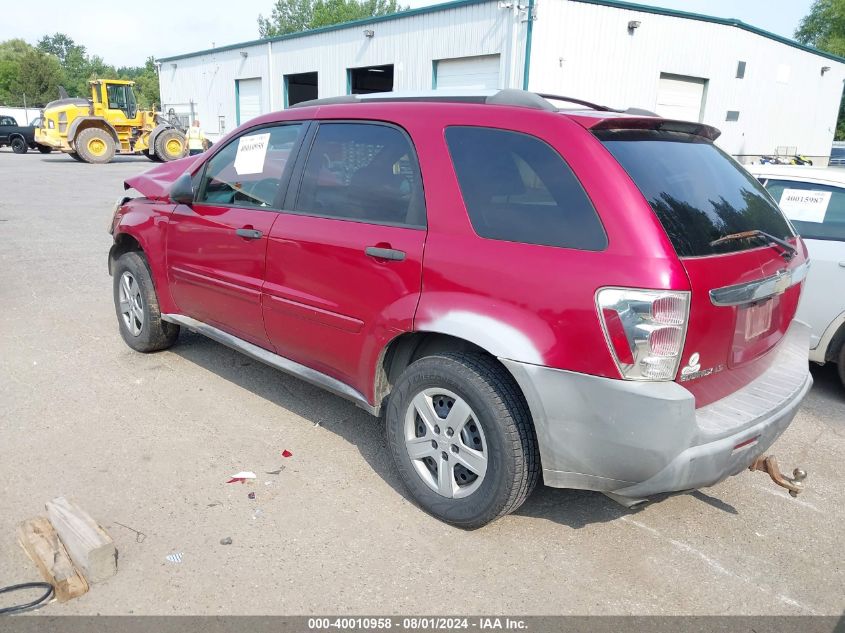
[762,179,845,242]
[445,127,607,251]
[598,129,794,257]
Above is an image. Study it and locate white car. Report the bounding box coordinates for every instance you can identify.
[748,165,845,387]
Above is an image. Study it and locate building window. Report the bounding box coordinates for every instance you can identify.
[726,110,740,122]
[348,65,394,94]
[736,61,746,78]
[285,72,318,107]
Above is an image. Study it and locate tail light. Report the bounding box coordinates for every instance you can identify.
[596,288,690,381]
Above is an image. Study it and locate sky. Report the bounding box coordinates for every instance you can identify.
[0,0,816,68]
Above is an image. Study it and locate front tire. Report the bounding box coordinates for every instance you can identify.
[36,144,52,154]
[112,252,179,352]
[76,127,116,164]
[838,343,845,389]
[386,352,539,528]
[155,130,185,162]
[11,137,27,154]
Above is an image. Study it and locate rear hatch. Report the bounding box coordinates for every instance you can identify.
[594,122,807,406]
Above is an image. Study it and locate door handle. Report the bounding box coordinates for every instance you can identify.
[235,228,263,240]
[839,261,845,268]
[365,246,406,261]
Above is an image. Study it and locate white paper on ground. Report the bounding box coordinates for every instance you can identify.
[233,133,270,175]
[230,471,256,479]
[778,188,832,223]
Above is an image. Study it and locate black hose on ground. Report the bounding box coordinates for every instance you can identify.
[0,582,54,615]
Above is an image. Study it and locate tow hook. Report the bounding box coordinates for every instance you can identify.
[750,455,807,497]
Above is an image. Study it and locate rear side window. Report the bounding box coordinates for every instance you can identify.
[294,122,425,228]
[763,179,845,241]
[196,123,303,209]
[599,129,794,257]
[445,127,607,250]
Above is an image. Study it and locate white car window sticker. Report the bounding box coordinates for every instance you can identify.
[778,188,832,223]
[234,133,271,175]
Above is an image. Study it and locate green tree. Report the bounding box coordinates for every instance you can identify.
[37,33,90,97]
[795,0,845,139]
[14,48,63,105]
[258,0,407,37]
[0,39,62,106]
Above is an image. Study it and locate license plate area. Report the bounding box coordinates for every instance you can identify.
[744,300,773,341]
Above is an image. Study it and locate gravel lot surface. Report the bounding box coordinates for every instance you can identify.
[0,150,843,615]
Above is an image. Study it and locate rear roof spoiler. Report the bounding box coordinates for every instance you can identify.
[589,117,721,141]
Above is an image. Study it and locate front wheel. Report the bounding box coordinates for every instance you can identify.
[386,352,539,528]
[11,137,27,154]
[155,130,185,162]
[112,252,179,352]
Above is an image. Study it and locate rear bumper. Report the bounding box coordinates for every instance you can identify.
[502,320,812,499]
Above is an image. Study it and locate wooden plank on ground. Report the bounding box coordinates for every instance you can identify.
[45,496,117,583]
[17,516,89,602]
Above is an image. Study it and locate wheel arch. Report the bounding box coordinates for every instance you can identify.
[108,232,144,276]
[374,330,528,414]
[69,117,119,144]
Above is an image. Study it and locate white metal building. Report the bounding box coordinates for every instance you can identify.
[157,0,845,162]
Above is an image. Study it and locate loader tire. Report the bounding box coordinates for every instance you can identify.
[76,127,116,164]
[155,130,185,162]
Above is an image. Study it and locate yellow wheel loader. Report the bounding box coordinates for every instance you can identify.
[36,80,186,164]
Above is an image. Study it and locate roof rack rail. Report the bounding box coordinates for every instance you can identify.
[290,89,656,116]
[534,93,613,112]
[291,89,558,111]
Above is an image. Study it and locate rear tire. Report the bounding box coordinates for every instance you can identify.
[386,352,539,529]
[838,343,845,389]
[36,144,52,154]
[68,152,85,162]
[155,130,185,162]
[76,127,116,164]
[11,137,27,154]
[112,252,179,353]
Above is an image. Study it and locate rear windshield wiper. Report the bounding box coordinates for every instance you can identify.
[710,230,797,259]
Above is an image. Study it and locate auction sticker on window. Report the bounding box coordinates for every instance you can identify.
[778,188,831,223]
[234,132,270,175]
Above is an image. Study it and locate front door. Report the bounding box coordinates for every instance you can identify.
[263,121,427,396]
[166,122,306,348]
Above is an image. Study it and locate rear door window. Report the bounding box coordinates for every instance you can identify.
[445,126,606,250]
[598,129,794,256]
[762,179,845,241]
[293,122,425,228]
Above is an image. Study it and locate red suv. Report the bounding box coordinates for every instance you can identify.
[109,90,811,528]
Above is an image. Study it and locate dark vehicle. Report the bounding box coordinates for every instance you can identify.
[830,147,845,166]
[0,115,52,154]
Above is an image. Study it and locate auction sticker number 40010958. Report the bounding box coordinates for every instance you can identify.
[308,617,529,630]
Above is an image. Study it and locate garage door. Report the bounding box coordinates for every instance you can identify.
[435,55,500,90]
[655,73,707,122]
[237,78,262,125]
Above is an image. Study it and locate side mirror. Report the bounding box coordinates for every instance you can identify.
[170,172,194,205]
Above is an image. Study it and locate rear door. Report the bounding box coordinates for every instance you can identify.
[599,129,807,406]
[263,121,426,397]
[166,122,305,348]
[761,177,845,352]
